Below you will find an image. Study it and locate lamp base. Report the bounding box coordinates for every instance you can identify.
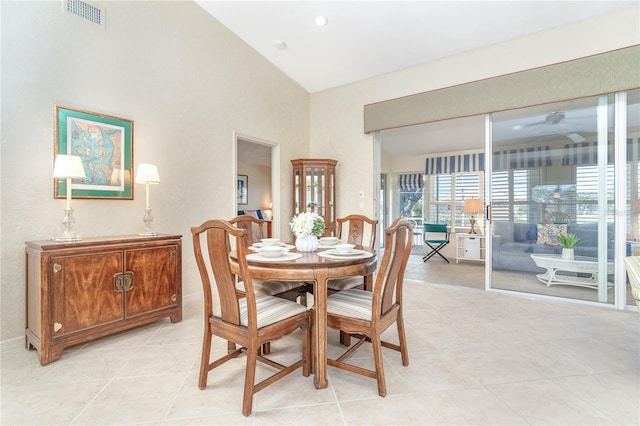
[55,234,82,242]
[139,231,159,237]
[54,207,81,242]
[139,207,158,236]
[468,214,477,234]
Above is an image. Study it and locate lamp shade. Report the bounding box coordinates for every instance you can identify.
[52,155,86,179]
[462,198,483,214]
[135,163,160,184]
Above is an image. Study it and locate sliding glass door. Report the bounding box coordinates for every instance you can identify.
[379,89,638,309]
[488,93,636,306]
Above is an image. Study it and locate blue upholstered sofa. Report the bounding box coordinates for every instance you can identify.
[491,222,617,273]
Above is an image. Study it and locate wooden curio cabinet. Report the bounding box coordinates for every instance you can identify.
[25,234,182,365]
[291,158,337,236]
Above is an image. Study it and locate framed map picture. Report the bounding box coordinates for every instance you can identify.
[54,105,133,200]
[237,175,248,205]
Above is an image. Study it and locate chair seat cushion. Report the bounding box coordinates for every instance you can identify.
[327,289,372,321]
[236,280,305,296]
[327,276,363,291]
[215,295,308,328]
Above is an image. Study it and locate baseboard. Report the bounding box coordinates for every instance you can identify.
[1,336,24,353]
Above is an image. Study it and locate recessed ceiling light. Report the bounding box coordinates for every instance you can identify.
[314,16,328,27]
[274,40,287,50]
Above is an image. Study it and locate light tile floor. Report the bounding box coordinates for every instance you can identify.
[2,255,639,425]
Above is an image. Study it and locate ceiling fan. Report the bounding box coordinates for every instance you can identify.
[524,111,586,143]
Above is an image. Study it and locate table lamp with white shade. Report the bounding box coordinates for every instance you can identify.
[462,198,483,235]
[135,163,160,236]
[52,154,86,241]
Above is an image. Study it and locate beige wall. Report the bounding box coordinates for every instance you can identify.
[0,1,309,341]
[1,2,638,344]
[309,6,639,217]
[237,163,272,213]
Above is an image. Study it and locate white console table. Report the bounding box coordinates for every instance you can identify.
[530,254,613,289]
[456,233,485,263]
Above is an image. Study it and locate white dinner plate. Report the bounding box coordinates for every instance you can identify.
[246,252,302,262]
[325,249,364,256]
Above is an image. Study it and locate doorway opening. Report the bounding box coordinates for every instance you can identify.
[234,133,280,238]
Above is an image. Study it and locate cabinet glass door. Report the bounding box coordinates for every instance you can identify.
[294,167,301,215]
[306,167,325,214]
[292,159,337,236]
[328,166,335,226]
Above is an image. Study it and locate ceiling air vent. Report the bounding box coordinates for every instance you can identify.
[64,0,105,28]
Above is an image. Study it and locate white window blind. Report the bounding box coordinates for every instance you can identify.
[576,165,614,224]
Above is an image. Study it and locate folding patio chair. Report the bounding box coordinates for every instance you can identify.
[422,223,450,263]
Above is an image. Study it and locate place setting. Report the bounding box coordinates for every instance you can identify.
[247,238,301,262]
[317,242,374,260]
[317,236,341,249]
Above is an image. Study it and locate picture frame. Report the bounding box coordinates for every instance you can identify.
[54,105,134,200]
[237,175,248,205]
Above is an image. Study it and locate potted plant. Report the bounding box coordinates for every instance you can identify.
[557,233,580,260]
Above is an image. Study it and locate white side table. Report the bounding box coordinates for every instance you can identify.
[456,233,485,263]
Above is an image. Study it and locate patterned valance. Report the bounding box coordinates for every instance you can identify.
[421,138,635,175]
[424,153,484,175]
[627,137,640,161]
[399,173,423,190]
[493,146,551,170]
[562,141,614,166]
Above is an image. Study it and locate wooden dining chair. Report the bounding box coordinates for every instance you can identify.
[321,214,378,346]
[230,215,307,301]
[191,219,310,417]
[327,214,378,294]
[325,218,412,397]
[230,214,308,354]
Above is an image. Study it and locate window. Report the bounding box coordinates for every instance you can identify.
[397,173,423,222]
[491,169,542,223]
[575,164,614,224]
[426,172,483,227]
[426,174,451,224]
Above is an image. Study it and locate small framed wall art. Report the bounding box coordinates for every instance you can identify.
[54,105,134,200]
[237,175,248,205]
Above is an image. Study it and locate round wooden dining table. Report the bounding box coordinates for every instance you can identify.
[229,246,377,389]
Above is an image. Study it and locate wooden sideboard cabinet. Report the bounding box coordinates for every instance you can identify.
[25,234,182,365]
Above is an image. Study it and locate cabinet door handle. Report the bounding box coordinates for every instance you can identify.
[114,274,124,292]
[53,263,62,273]
[123,273,133,291]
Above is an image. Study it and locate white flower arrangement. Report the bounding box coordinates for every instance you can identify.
[289,212,325,238]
